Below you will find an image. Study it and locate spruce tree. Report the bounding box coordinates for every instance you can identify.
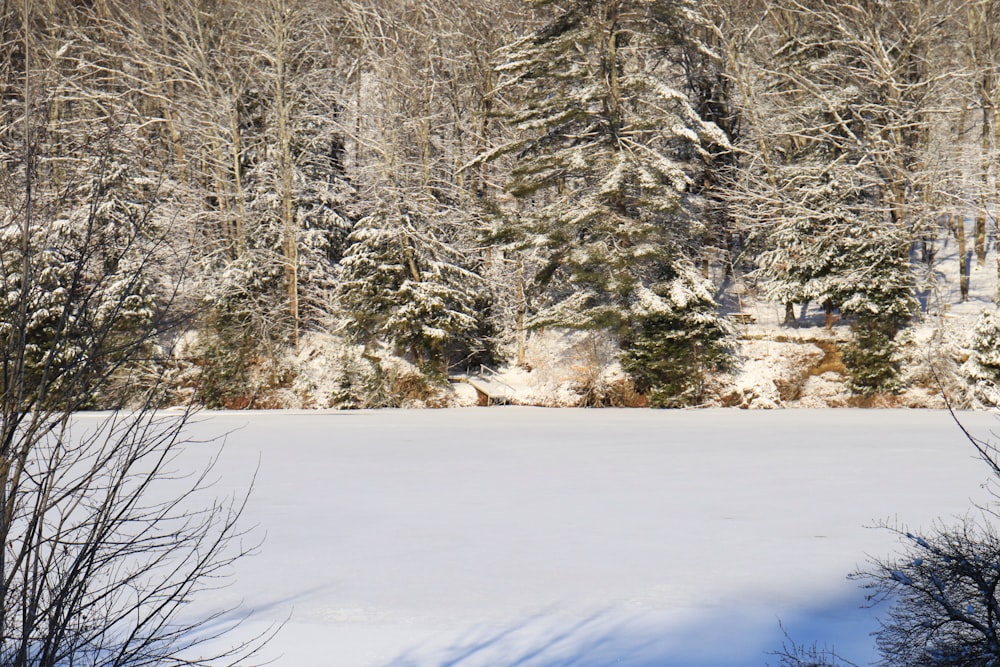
[833,219,915,393]
[750,162,862,319]
[962,309,1000,406]
[737,0,917,391]
[1,139,166,406]
[480,0,734,403]
[337,205,484,373]
[620,265,734,407]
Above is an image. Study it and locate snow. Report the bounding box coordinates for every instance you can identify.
[199,212,1000,411]
[150,407,1000,666]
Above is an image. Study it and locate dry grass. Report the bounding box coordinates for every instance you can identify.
[808,340,846,377]
[575,378,648,407]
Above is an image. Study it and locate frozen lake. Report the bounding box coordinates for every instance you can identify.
[159,408,1000,666]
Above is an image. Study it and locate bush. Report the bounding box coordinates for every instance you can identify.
[854,416,1000,667]
[856,519,1000,666]
[192,310,292,409]
[1,143,267,664]
[769,626,859,667]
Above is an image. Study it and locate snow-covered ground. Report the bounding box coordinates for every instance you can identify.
[255,216,1000,410]
[412,219,1000,410]
[144,407,1000,666]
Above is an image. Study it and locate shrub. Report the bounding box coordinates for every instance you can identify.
[856,519,1000,667]
[855,415,1000,667]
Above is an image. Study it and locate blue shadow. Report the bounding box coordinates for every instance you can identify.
[381,591,882,667]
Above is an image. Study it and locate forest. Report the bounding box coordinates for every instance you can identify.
[2,0,999,409]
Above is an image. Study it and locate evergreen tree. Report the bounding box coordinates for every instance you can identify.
[735,0,918,391]
[479,0,734,402]
[240,154,352,326]
[962,308,1000,406]
[829,222,916,394]
[485,0,728,323]
[1,132,168,407]
[337,204,484,373]
[620,265,734,407]
[750,162,864,320]
[192,23,353,404]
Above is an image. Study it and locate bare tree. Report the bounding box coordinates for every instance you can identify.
[0,3,266,663]
[855,408,1000,667]
[961,0,1000,287]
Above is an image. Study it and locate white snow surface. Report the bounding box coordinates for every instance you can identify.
[132,407,1000,666]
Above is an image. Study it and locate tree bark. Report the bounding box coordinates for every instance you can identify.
[516,258,526,367]
[271,0,299,349]
[784,302,796,326]
[956,212,970,302]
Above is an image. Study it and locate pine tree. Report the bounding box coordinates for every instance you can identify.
[750,162,865,319]
[479,0,734,402]
[835,219,916,394]
[337,204,484,373]
[1,135,167,407]
[734,0,918,391]
[620,264,734,406]
[240,155,352,327]
[483,0,728,323]
[962,308,1000,406]
[192,16,353,403]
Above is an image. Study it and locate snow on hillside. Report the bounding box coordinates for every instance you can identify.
[447,221,1000,410]
[262,220,999,411]
[167,408,1000,667]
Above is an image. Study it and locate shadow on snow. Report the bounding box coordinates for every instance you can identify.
[381,592,882,667]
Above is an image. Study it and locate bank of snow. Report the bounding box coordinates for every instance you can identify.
[168,408,1000,666]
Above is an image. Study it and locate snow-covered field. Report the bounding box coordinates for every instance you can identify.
[137,407,1000,666]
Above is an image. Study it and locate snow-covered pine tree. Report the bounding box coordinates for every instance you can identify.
[0,16,172,406]
[620,264,734,407]
[835,219,917,394]
[240,150,352,328]
[1,145,169,407]
[749,160,861,324]
[962,308,1000,406]
[193,0,351,376]
[337,204,485,373]
[734,0,865,325]
[478,0,734,403]
[192,11,353,406]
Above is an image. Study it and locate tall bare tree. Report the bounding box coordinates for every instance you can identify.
[0,2,266,663]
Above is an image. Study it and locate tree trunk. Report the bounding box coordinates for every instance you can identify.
[229,95,247,256]
[922,237,935,265]
[956,212,970,302]
[601,0,623,133]
[272,0,298,349]
[516,258,526,367]
[784,302,796,326]
[977,100,989,266]
[976,210,987,266]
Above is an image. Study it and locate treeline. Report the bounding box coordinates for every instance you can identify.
[1,0,998,408]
